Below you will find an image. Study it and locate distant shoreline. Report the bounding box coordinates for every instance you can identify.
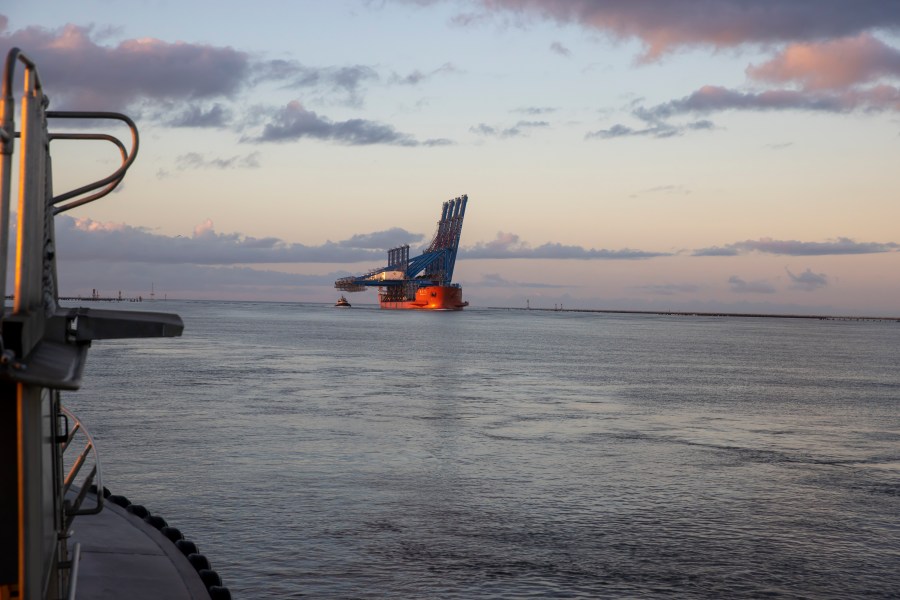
[32,296,899,322]
[488,306,900,322]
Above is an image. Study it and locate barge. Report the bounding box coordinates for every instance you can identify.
[379,284,468,310]
[335,195,470,310]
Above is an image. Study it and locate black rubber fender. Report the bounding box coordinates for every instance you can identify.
[126,504,150,519]
[107,495,130,508]
[174,539,198,556]
[187,553,211,572]
[88,484,112,499]
[100,497,229,593]
[144,514,168,530]
[160,526,183,543]
[208,586,232,600]
[198,569,222,588]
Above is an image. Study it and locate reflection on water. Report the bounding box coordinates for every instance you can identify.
[68,302,900,598]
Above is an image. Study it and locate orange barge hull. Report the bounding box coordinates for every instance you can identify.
[380,285,469,310]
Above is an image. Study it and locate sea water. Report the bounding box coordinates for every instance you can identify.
[66,301,900,598]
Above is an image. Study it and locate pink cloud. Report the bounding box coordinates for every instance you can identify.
[484,231,522,251]
[747,34,900,90]
[632,83,900,122]
[443,1,900,60]
[1,21,249,110]
[462,231,668,259]
[193,219,217,239]
[72,217,132,233]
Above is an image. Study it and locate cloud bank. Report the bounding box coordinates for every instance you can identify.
[461,231,669,259]
[746,34,900,91]
[249,101,424,146]
[693,237,899,257]
[174,152,261,171]
[54,216,400,265]
[470,120,550,139]
[432,2,900,136]
[1,21,250,110]
[728,275,776,295]
[33,215,897,306]
[54,219,675,265]
[54,219,898,266]
[475,273,568,289]
[433,1,900,60]
[787,268,828,291]
[0,17,450,148]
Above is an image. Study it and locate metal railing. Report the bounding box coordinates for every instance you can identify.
[60,405,104,528]
[47,111,140,214]
[1,46,184,600]
[0,47,43,316]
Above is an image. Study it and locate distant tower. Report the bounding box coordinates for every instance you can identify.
[150,282,155,302]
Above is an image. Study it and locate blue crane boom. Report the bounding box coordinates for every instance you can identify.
[335,194,468,293]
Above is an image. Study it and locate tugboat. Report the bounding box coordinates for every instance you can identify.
[335,295,351,307]
[0,47,230,599]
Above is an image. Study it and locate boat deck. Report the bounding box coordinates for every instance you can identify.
[67,494,210,599]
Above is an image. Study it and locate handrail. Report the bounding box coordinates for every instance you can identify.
[1,47,43,320]
[49,132,129,213]
[60,405,104,526]
[60,419,82,454]
[2,48,41,100]
[65,543,82,600]
[47,111,140,213]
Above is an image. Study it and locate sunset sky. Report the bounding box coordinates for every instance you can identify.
[3,1,899,315]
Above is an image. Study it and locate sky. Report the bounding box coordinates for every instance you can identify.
[2,0,899,315]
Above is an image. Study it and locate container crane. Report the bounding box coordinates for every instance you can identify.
[335,195,469,310]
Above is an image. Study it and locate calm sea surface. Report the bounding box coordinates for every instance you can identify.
[66,301,900,598]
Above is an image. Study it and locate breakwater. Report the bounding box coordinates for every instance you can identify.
[489,306,899,322]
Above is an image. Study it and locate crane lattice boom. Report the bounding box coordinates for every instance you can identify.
[334,195,468,298]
